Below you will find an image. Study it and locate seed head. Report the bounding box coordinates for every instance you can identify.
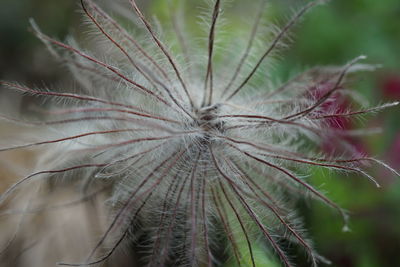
[0,0,399,266]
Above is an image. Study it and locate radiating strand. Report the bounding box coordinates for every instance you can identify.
[219,135,320,162]
[307,157,400,178]
[148,170,185,266]
[221,0,266,97]
[200,173,213,267]
[47,107,180,124]
[62,179,158,267]
[129,0,195,109]
[0,187,38,256]
[0,81,151,114]
[151,156,195,266]
[224,119,349,142]
[225,1,319,101]
[215,136,325,166]
[219,113,308,126]
[224,158,318,267]
[94,142,168,178]
[93,154,147,179]
[210,148,293,266]
[248,67,361,107]
[202,0,221,106]
[252,98,306,107]
[217,182,261,267]
[30,21,179,111]
[218,134,390,180]
[252,163,306,196]
[255,152,380,187]
[0,128,146,153]
[176,180,192,267]
[219,135,380,187]
[284,55,366,120]
[228,145,349,225]
[86,0,173,85]
[81,0,162,94]
[80,134,187,153]
[210,187,244,267]
[40,39,123,85]
[220,102,259,114]
[63,149,186,266]
[218,114,321,136]
[221,180,293,267]
[0,143,164,209]
[189,152,202,266]
[248,66,319,104]
[310,102,399,120]
[65,57,121,83]
[245,142,370,166]
[0,115,179,138]
[0,164,107,206]
[227,159,283,209]
[169,0,194,83]
[83,0,195,119]
[209,146,257,267]
[107,149,186,239]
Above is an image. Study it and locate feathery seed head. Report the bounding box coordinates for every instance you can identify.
[0,0,399,267]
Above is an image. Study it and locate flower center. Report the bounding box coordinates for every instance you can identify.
[196,104,224,133]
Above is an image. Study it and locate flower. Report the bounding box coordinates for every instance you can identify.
[382,74,400,100]
[0,0,398,266]
[307,78,368,156]
[388,133,400,170]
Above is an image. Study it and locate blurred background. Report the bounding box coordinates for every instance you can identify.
[0,0,399,266]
